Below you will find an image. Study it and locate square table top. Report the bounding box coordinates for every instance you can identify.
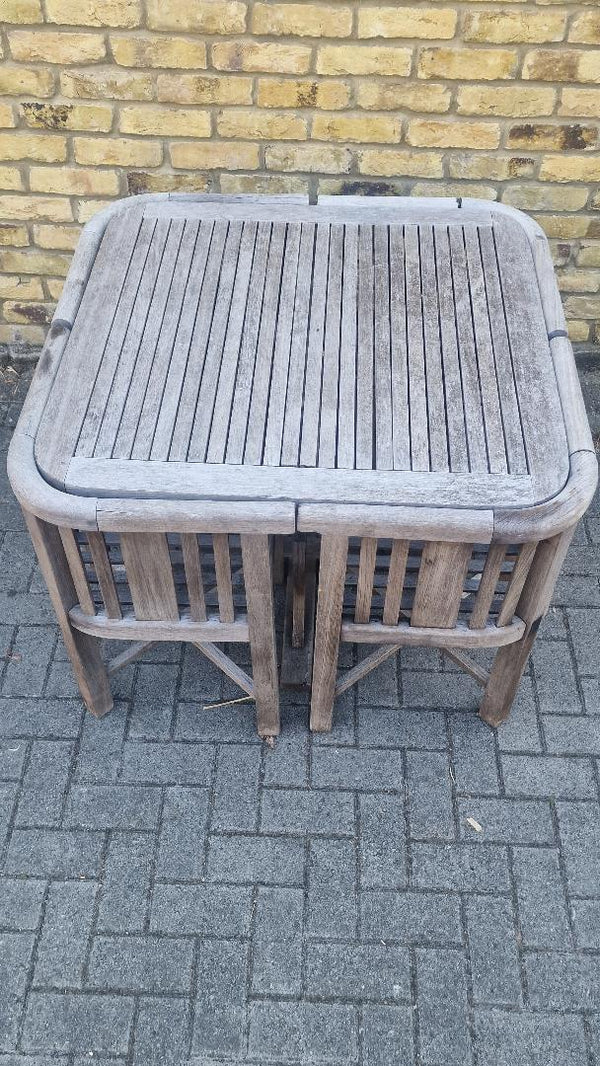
[30,194,587,522]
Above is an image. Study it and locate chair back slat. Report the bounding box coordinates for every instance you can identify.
[120,532,179,621]
[354,536,378,622]
[213,533,235,623]
[411,541,473,629]
[181,532,207,622]
[497,541,538,626]
[383,540,410,626]
[59,526,95,616]
[87,531,122,619]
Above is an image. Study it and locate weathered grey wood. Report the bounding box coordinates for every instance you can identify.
[355,537,377,623]
[88,531,122,620]
[373,224,393,470]
[212,533,235,625]
[412,542,473,629]
[340,617,524,647]
[449,225,488,473]
[310,535,348,731]
[25,512,113,717]
[497,541,537,627]
[263,223,302,466]
[405,224,428,471]
[299,504,493,542]
[318,223,344,468]
[281,547,316,688]
[59,527,95,616]
[241,534,280,736]
[469,543,505,630]
[120,533,179,621]
[70,607,249,643]
[383,540,410,626]
[420,224,449,472]
[336,223,359,469]
[299,222,330,468]
[433,225,469,472]
[291,537,307,648]
[181,532,206,623]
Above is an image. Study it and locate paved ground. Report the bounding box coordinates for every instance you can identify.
[0,362,599,1066]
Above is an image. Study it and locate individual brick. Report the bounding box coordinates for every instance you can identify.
[466,897,522,1005]
[253,3,352,38]
[0,277,41,302]
[17,740,73,826]
[157,72,251,105]
[110,34,207,69]
[2,625,55,697]
[6,827,103,878]
[316,44,412,76]
[257,76,347,110]
[207,833,304,885]
[212,744,260,832]
[566,607,599,673]
[29,166,120,196]
[569,12,600,44]
[417,948,472,1065]
[457,85,556,117]
[406,750,455,840]
[252,887,303,995]
[0,931,35,1048]
[120,741,213,783]
[32,224,79,251]
[0,879,45,931]
[88,935,193,993]
[361,890,462,945]
[1,0,43,21]
[217,109,307,140]
[560,88,600,117]
[357,80,451,113]
[458,798,554,845]
[0,737,27,780]
[192,940,248,1057]
[0,696,81,738]
[45,0,140,26]
[263,731,309,787]
[543,715,600,755]
[248,1002,358,1063]
[525,952,600,1010]
[3,301,53,326]
[147,0,246,33]
[510,123,598,151]
[0,249,70,276]
[419,47,517,80]
[171,141,259,171]
[22,102,112,131]
[120,105,211,138]
[401,669,482,707]
[0,530,35,591]
[156,785,209,879]
[313,113,400,144]
[358,706,447,749]
[557,800,600,895]
[133,997,191,1066]
[474,1009,587,1066]
[127,170,211,195]
[213,40,311,74]
[362,1005,415,1066]
[9,29,105,63]
[97,832,153,933]
[307,942,411,1001]
[261,786,354,835]
[0,195,72,223]
[532,640,582,715]
[501,754,596,798]
[358,6,456,39]
[150,883,252,935]
[308,837,357,940]
[512,847,571,949]
[61,69,153,100]
[360,793,407,888]
[21,992,134,1055]
[0,67,54,97]
[523,49,600,84]
[65,784,162,829]
[0,133,65,163]
[34,880,96,987]
[449,713,500,794]
[265,143,351,174]
[73,136,162,167]
[312,747,403,790]
[464,11,566,44]
[571,899,600,949]
[411,842,511,893]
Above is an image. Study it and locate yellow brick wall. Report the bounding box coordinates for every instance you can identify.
[1,0,599,348]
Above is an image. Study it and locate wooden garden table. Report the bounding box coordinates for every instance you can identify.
[7,193,597,736]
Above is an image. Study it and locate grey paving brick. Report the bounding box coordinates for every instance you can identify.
[566,607,600,675]
[248,1001,358,1064]
[402,670,481,710]
[312,690,355,745]
[0,782,16,846]
[543,713,600,754]
[0,592,55,626]
[457,798,554,845]
[131,661,179,711]
[308,838,357,940]
[16,740,73,826]
[121,741,213,784]
[0,878,45,930]
[362,1005,414,1066]
[474,1008,588,1066]
[449,713,500,794]
[261,787,355,836]
[361,890,462,945]
[360,794,407,889]
[358,706,447,750]
[406,751,455,840]
[532,641,583,715]
[21,992,134,1055]
[0,931,35,996]
[1,626,55,697]
[133,996,191,1066]
[179,646,221,702]
[97,832,154,934]
[571,898,600,948]
[211,743,260,832]
[5,829,103,878]
[64,784,162,829]
[0,532,35,592]
[495,679,542,754]
[34,881,96,988]
[312,747,403,791]
[308,941,410,1001]
[0,698,82,739]
[555,573,600,607]
[512,847,571,949]
[150,883,251,936]
[416,948,472,1066]
[501,753,596,799]
[581,677,600,713]
[192,940,248,1058]
[156,785,209,880]
[207,834,305,885]
[176,699,260,742]
[88,934,193,993]
[466,896,522,1006]
[74,706,127,783]
[411,842,511,893]
[357,652,399,706]
[525,951,600,1009]
[557,800,600,894]
[263,732,309,787]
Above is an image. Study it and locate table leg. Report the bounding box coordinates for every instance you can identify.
[24,511,113,718]
[310,535,347,732]
[241,533,280,737]
[479,527,575,727]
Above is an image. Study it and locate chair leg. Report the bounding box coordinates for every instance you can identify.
[310,535,348,732]
[479,526,576,728]
[24,511,113,718]
[241,533,280,737]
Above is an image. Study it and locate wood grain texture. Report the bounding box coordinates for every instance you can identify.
[120,532,179,621]
[310,534,348,732]
[411,542,473,629]
[241,534,280,737]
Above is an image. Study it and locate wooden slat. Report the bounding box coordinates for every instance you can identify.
[59,527,95,616]
[299,222,330,468]
[411,541,473,628]
[193,641,254,697]
[262,222,302,466]
[241,533,280,736]
[433,224,469,473]
[373,224,393,471]
[497,541,537,627]
[383,539,409,626]
[405,224,428,471]
[469,543,505,630]
[356,224,375,469]
[420,224,449,472]
[336,223,358,469]
[318,223,344,468]
[120,532,179,621]
[448,226,488,473]
[354,536,377,623]
[389,225,410,470]
[280,222,317,466]
[310,534,348,732]
[181,532,206,623]
[212,533,235,624]
[244,223,287,465]
[87,531,121,620]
